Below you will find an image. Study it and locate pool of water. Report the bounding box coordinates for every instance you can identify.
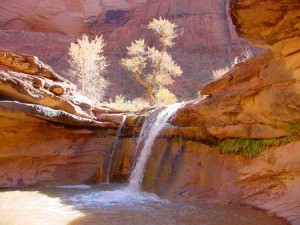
[0,184,284,225]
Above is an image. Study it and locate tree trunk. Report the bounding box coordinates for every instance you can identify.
[133,72,155,106]
[146,86,155,106]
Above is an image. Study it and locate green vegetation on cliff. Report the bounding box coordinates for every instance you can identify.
[216,137,294,158]
[216,123,300,158]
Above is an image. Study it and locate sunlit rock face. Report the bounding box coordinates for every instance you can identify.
[143,139,300,225]
[0,49,124,188]
[143,0,299,224]
[172,0,300,141]
[0,0,258,100]
[0,109,114,188]
[230,0,300,47]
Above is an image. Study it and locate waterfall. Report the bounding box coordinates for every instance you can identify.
[106,115,127,183]
[126,103,185,192]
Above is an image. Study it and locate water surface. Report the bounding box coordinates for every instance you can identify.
[0,184,284,225]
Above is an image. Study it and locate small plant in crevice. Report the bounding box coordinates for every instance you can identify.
[211,48,253,80]
[197,92,209,100]
[242,47,253,61]
[159,122,299,159]
[212,66,231,80]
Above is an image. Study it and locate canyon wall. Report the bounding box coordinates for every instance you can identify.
[0,0,299,223]
[0,110,113,187]
[138,0,300,224]
[142,138,300,224]
[0,0,257,100]
[0,49,130,188]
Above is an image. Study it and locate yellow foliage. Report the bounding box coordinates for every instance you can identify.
[126,39,147,56]
[68,34,109,102]
[148,17,179,47]
[106,88,177,111]
[106,95,150,112]
[121,18,182,106]
[154,87,178,106]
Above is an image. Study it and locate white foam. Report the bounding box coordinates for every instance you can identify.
[67,188,168,208]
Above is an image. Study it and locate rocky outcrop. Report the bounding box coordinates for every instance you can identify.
[0,108,114,187]
[143,139,300,224]
[0,49,133,187]
[172,48,299,140]
[0,0,258,100]
[230,0,300,47]
[172,1,300,141]
[0,50,110,119]
[140,0,299,224]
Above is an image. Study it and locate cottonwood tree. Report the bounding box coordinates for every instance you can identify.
[68,34,109,102]
[121,18,182,106]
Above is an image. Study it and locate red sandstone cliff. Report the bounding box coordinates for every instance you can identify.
[140,1,300,224]
[0,0,300,224]
[0,0,257,100]
[0,49,135,187]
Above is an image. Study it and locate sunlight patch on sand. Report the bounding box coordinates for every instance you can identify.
[0,191,84,225]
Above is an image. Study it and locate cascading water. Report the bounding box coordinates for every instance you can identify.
[126,102,185,192]
[106,115,127,183]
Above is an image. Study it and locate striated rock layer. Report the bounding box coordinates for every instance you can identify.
[171,0,300,140]
[0,49,136,187]
[0,109,113,187]
[0,0,258,100]
[139,0,300,224]
[143,139,300,224]
[0,0,299,224]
